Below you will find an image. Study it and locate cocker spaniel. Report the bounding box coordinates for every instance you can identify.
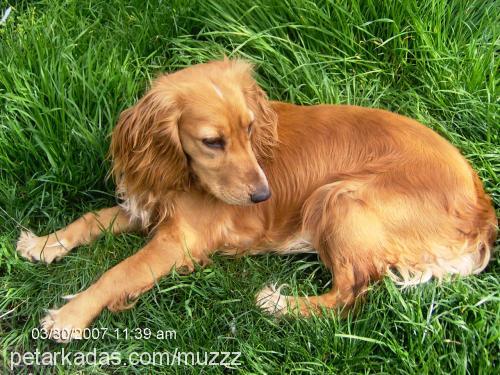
[17,59,497,342]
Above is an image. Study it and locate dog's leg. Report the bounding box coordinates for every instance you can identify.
[256,260,369,317]
[16,206,137,264]
[39,218,211,342]
[257,180,383,316]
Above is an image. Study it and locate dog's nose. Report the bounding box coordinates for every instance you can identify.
[250,186,271,203]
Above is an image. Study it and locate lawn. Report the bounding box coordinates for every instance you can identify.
[0,0,498,373]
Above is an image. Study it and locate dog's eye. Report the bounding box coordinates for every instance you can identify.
[202,137,225,150]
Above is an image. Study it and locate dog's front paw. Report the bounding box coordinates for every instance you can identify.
[255,284,288,316]
[16,230,70,264]
[40,300,92,343]
[40,309,83,343]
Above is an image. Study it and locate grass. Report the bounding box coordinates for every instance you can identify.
[0,0,498,373]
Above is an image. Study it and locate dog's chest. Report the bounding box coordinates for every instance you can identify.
[117,184,157,228]
[119,195,152,227]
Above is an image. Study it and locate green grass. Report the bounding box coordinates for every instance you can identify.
[0,0,499,373]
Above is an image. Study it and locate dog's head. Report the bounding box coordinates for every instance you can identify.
[111,59,277,205]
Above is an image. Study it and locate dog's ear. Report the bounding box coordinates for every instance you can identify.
[242,70,278,161]
[110,78,189,199]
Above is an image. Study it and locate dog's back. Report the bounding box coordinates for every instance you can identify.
[266,102,497,290]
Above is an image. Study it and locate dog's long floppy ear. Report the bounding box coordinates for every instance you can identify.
[241,67,278,161]
[110,79,189,199]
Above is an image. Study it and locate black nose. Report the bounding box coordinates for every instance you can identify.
[250,186,271,203]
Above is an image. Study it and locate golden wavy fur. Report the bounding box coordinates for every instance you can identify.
[17,59,497,342]
[110,60,278,227]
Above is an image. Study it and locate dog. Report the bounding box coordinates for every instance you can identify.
[16,59,497,342]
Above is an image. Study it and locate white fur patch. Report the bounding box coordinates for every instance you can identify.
[212,83,224,99]
[119,195,152,228]
[255,284,288,316]
[62,293,80,301]
[16,230,69,264]
[40,307,83,343]
[386,241,491,288]
[16,230,38,257]
[275,233,316,255]
[117,183,155,228]
[386,267,433,287]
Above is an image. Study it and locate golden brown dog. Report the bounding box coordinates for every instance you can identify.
[17,59,497,342]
